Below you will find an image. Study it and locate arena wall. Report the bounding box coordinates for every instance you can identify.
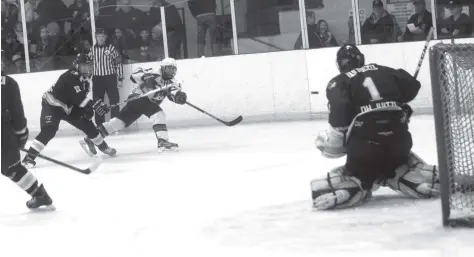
[12,38,474,136]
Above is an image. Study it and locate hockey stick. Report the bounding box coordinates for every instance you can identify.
[20,148,101,175]
[413,27,434,79]
[185,101,243,126]
[109,87,162,109]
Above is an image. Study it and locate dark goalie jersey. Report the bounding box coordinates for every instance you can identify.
[1,73,27,134]
[326,64,421,130]
[42,69,93,115]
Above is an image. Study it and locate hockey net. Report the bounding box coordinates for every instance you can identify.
[430,43,474,227]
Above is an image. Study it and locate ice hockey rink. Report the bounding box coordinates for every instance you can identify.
[1,116,472,257]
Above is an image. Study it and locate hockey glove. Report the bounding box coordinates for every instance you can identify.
[15,127,29,148]
[170,91,187,105]
[92,99,110,116]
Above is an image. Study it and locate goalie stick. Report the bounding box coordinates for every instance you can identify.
[20,148,101,175]
[186,101,243,126]
[310,27,434,95]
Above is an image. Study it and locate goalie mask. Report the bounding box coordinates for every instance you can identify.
[336,44,365,73]
[160,57,177,80]
[73,53,93,78]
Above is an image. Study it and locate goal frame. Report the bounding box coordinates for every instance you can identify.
[429,42,474,228]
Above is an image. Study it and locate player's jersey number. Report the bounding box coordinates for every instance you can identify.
[362,77,381,101]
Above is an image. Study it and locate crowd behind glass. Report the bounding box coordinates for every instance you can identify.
[2,0,473,74]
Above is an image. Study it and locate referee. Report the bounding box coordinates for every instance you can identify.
[90,28,123,126]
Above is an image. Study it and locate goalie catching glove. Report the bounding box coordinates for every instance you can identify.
[315,126,346,158]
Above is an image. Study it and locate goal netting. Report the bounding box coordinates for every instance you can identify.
[430,43,474,228]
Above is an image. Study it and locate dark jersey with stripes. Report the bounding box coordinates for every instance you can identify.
[1,73,27,133]
[90,44,123,78]
[42,69,93,114]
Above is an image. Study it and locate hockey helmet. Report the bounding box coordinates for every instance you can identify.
[74,53,93,78]
[336,44,365,73]
[160,57,177,80]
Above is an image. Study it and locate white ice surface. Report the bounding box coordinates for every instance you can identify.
[1,116,473,257]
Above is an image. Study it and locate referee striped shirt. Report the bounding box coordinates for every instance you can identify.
[90,44,123,78]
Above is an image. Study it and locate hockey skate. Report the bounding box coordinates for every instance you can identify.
[22,155,36,168]
[79,137,97,156]
[157,138,179,152]
[27,184,55,211]
[97,143,117,156]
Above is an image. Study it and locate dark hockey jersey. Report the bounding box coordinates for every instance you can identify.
[326,64,421,129]
[1,73,27,134]
[42,69,93,115]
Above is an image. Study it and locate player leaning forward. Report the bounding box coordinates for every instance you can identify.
[80,57,187,153]
[2,55,54,209]
[22,54,116,168]
[311,44,440,210]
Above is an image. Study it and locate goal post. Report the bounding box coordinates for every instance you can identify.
[429,43,474,228]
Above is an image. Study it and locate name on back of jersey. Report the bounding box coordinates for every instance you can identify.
[360,100,398,114]
[345,65,378,78]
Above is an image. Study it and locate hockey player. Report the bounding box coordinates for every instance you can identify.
[311,44,440,210]
[1,54,54,209]
[22,54,116,168]
[80,57,187,153]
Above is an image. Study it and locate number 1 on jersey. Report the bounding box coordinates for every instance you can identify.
[363,77,381,100]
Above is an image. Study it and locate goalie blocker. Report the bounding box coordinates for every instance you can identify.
[311,44,440,210]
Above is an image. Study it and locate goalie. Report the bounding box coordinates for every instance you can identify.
[311,44,440,210]
[80,57,187,153]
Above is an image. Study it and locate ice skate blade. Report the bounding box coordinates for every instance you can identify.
[79,140,96,157]
[29,204,56,212]
[157,147,179,153]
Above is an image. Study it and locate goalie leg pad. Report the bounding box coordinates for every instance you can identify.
[385,152,440,199]
[310,166,371,210]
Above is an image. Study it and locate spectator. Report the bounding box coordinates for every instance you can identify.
[346,15,356,44]
[403,0,433,42]
[2,29,24,73]
[149,24,165,60]
[149,0,184,59]
[294,11,318,49]
[2,0,19,32]
[188,0,217,57]
[14,21,25,45]
[93,0,116,33]
[129,26,165,62]
[362,0,401,44]
[113,0,148,36]
[97,0,117,17]
[68,0,90,34]
[314,19,338,48]
[33,0,71,31]
[24,0,40,23]
[439,0,471,39]
[30,25,56,71]
[110,28,130,61]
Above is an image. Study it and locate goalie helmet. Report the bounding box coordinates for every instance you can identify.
[160,57,177,80]
[73,53,93,78]
[336,44,365,73]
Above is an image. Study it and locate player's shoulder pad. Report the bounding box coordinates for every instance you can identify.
[326,74,347,92]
